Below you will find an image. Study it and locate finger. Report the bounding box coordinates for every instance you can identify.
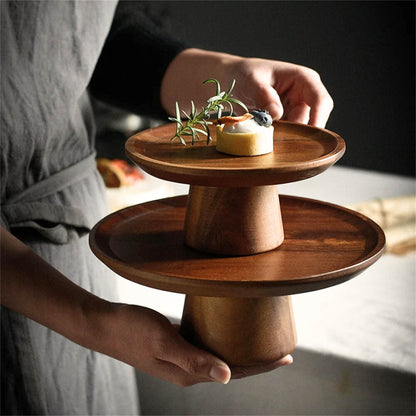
[308,92,334,128]
[302,76,334,127]
[148,357,215,387]
[155,330,231,385]
[230,354,293,379]
[283,101,310,125]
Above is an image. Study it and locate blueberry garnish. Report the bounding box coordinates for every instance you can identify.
[250,109,273,127]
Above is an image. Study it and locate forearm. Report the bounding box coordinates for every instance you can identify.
[160,48,243,116]
[0,227,108,351]
[0,227,290,384]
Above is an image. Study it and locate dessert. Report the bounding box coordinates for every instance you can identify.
[96,158,144,188]
[168,78,274,156]
[96,158,173,212]
[168,78,248,146]
[215,110,274,156]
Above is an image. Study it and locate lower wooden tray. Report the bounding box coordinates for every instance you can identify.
[89,194,385,297]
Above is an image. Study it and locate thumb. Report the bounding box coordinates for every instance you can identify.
[156,330,231,385]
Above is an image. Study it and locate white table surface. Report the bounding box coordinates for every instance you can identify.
[114,165,415,375]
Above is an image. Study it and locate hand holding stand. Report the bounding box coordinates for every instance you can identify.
[90,121,385,367]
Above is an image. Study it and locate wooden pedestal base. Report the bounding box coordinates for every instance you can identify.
[184,185,284,256]
[90,194,385,370]
[180,295,297,366]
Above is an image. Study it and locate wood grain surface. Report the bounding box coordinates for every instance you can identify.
[125,121,345,187]
[180,295,297,366]
[184,185,284,255]
[89,194,385,297]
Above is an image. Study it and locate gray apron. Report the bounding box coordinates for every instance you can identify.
[1,2,139,414]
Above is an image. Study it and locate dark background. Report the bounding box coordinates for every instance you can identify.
[159,0,415,177]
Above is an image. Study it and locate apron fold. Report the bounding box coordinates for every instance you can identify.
[1,153,97,244]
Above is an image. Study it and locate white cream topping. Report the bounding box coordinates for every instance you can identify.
[222,118,265,133]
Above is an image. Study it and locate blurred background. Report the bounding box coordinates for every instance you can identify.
[95,0,415,178]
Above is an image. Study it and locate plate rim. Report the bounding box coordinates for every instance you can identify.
[89,194,385,297]
[125,121,346,186]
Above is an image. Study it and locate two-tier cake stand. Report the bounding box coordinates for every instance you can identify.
[89,121,385,368]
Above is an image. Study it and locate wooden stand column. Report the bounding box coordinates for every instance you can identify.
[180,295,297,366]
[184,185,284,256]
[182,185,291,365]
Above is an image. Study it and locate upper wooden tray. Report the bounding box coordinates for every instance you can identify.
[89,195,385,297]
[125,121,345,187]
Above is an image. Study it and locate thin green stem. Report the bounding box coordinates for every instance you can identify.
[169,79,248,146]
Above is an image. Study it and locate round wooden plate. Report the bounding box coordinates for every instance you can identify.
[89,195,385,297]
[125,121,345,187]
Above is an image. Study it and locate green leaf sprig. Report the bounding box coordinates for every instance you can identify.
[168,78,248,145]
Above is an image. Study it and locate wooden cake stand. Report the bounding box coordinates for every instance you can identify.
[89,121,385,367]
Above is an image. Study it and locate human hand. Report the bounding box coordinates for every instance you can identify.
[96,303,291,386]
[161,48,333,128]
[225,57,334,128]
[94,303,230,386]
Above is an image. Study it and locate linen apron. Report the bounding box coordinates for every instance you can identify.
[1,2,139,414]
